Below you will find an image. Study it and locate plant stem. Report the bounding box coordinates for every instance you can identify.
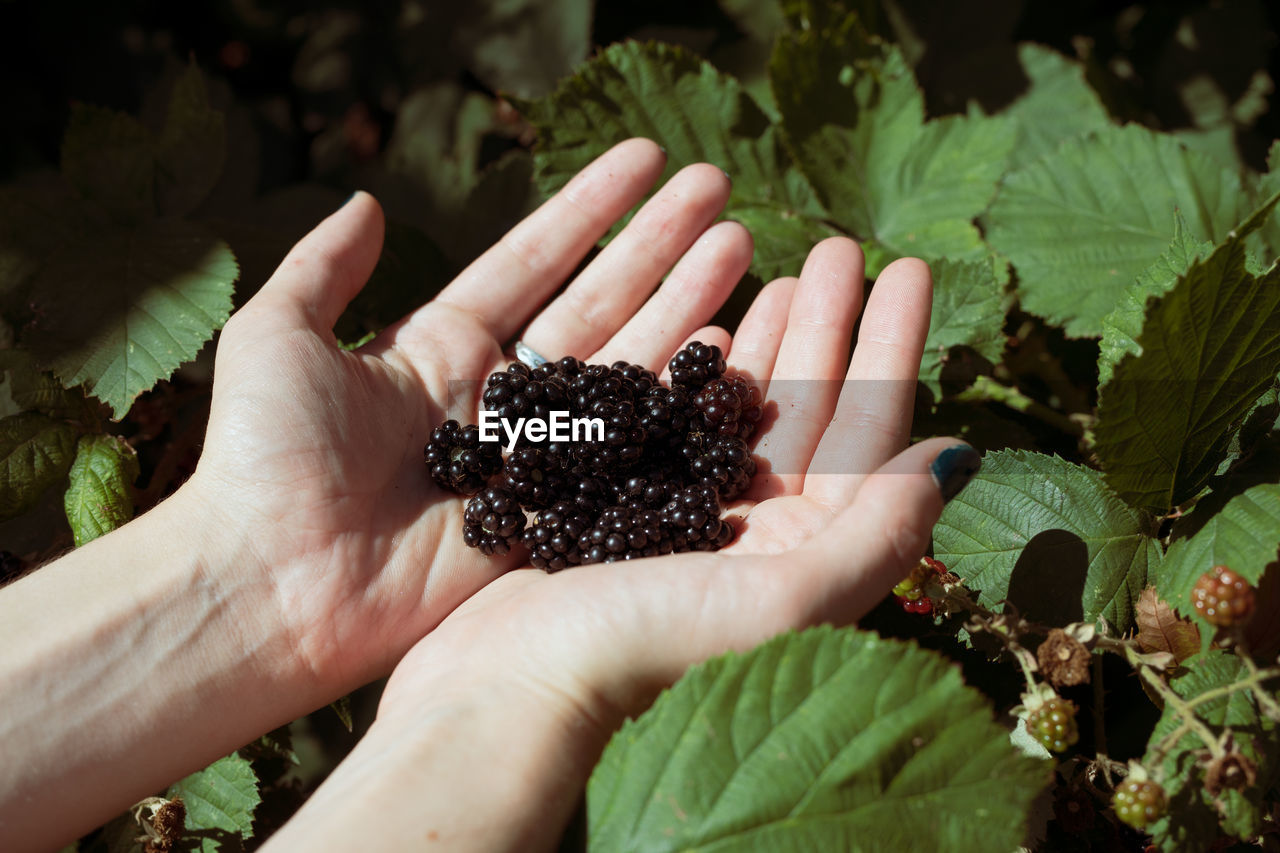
[1140,666,1225,761]
[953,375,1085,437]
[1238,650,1280,722]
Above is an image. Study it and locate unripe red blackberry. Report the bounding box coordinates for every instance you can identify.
[668,341,726,387]
[1112,778,1165,829]
[1191,565,1255,627]
[424,420,502,495]
[1025,696,1079,753]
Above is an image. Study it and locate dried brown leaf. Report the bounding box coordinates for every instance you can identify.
[1135,586,1201,663]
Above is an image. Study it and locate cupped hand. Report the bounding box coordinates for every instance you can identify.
[376,235,977,741]
[185,139,761,690]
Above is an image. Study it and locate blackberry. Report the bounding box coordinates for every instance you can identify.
[662,483,733,550]
[1026,697,1079,753]
[571,398,645,474]
[424,420,502,495]
[693,376,763,440]
[669,341,726,388]
[580,505,673,563]
[500,447,564,509]
[689,435,755,500]
[637,385,695,444]
[523,501,594,571]
[1191,565,1255,627]
[1112,778,1166,829]
[482,362,568,428]
[611,360,660,393]
[614,475,678,510]
[462,486,526,555]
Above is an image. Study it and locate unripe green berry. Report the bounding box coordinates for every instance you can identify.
[1112,778,1166,829]
[1026,696,1079,753]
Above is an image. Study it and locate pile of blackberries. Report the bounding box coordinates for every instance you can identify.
[424,342,763,570]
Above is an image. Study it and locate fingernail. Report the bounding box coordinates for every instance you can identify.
[930,444,981,502]
[722,169,732,184]
[657,144,668,157]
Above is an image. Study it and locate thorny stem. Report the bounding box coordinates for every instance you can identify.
[1140,665,1226,763]
[1238,649,1280,722]
[953,375,1086,438]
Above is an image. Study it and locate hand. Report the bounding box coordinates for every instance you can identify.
[185,139,758,690]
[264,239,981,851]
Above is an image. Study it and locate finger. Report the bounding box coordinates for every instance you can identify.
[792,437,979,627]
[245,192,385,333]
[725,276,797,390]
[589,220,752,369]
[804,257,933,507]
[520,164,733,359]
[434,139,667,341]
[746,238,865,500]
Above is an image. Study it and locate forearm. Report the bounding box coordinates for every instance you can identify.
[263,682,606,852]
[0,486,322,851]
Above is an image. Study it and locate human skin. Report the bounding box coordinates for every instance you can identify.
[0,138,972,851]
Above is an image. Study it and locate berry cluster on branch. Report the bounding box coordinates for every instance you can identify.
[424,342,763,569]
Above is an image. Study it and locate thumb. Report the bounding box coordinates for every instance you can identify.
[796,437,980,625]
[244,191,385,333]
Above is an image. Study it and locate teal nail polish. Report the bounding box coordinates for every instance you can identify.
[930,444,981,502]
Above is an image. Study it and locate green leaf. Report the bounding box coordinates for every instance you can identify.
[0,178,91,301]
[999,43,1110,169]
[1143,652,1278,849]
[1258,140,1280,257]
[64,434,139,547]
[587,626,1048,852]
[1158,483,1280,633]
[1093,192,1280,510]
[0,349,93,420]
[771,22,1016,275]
[919,257,1011,396]
[156,63,227,217]
[985,124,1250,337]
[167,753,261,851]
[26,219,237,419]
[932,450,1160,632]
[61,105,155,222]
[1096,212,1213,388]
[514,41,833,280]
[0,412,78,521]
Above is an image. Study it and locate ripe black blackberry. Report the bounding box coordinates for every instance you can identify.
[482,362,568,427]
[614,475,679,510]
[571,397,645,473]
[611,360,660,394]
[579,505,673,563]
[669,341,726,388]
[500,447,564,509]
[638,384,695,445]
[694,376,763,440]
[690,435,756,500]
[462,486,526,555]
[662,483,733,550]
[424,420,502,495]
[523,501,594,571]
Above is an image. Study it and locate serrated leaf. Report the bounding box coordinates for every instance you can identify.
[919,257,1011,396]
[1093,193,1280,510]
[587,626,1049,852]
[0,349,93,420]
[26,219,237,419]
[0,412,78,520]
[985,124,1250,337]
[167,753,261,851]
[514,41,834,280]
[1258,140,1280,257]
[157,63,226,217]
[64,434,139,547]
[1143,652,1279,849]
[1096,212,1214,387]
[1133,587,1201,664]
[1000,43,1110,169]
[932,450,1160,633]
[772,23,1016,275]
[1158,483,1280,635]
[61,105,155,222]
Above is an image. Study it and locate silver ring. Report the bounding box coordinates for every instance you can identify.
[514,341,549,367]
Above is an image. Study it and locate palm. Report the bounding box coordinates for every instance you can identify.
[189,139,935,693]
